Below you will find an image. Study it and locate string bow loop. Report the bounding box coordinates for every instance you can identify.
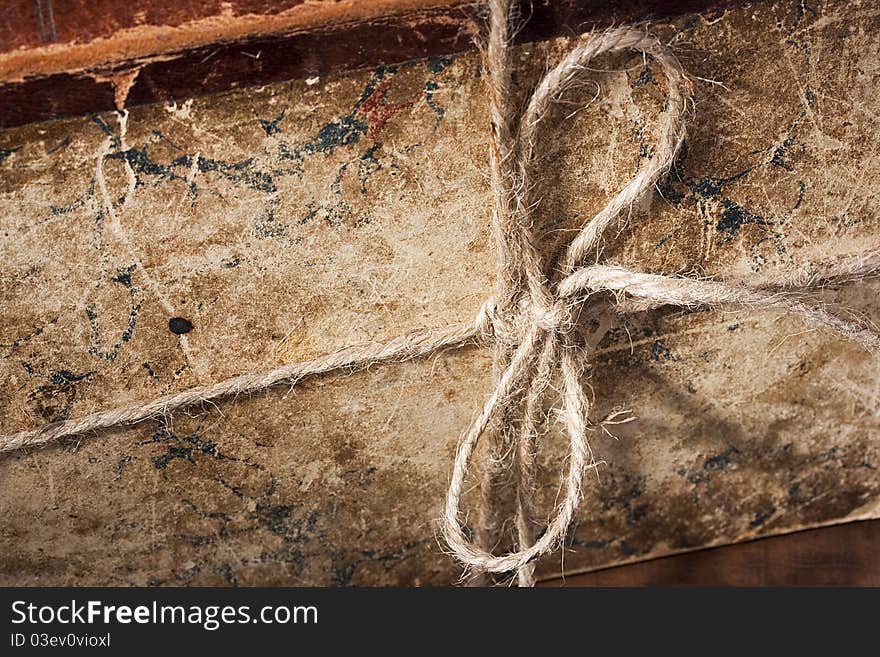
[442,9,692,584]
[441,3,879,586]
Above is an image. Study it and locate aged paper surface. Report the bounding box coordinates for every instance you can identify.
[1,0,878,584]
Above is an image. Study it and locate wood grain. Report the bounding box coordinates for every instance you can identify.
[541,521,880,586]
[0,0,742,128]
[0,1,465,79]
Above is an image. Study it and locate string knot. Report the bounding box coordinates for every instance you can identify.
[443,13,694,585]
[531,298,572,333]
[475,295,501,340]
[444,8,879,587]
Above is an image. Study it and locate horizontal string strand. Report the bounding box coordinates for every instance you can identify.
[1,320,480,453]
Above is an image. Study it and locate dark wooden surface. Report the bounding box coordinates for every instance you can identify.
[1,0,311,52]
[541,520,880,586]
[0,0,742,128]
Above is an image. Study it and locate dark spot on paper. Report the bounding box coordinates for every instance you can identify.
[424,80,445,124]
[111,265,136,287]
[114,455,133,480]
[50,370,93,386]
[305,115,366,155]
[692,175,726,198]
[703,446,741,471]
[633,66,654,87]
[427,55,454,73]
[259,110,285,136]
[0,146,18,165]
[90,114,117,139]
[46,137,71,155]
[716,198,769,242]
[169,317,194,334]
[153,445,194,469]
[651,340,675,362]
[750,506,776,527]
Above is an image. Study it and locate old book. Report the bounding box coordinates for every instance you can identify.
[0,0,877,585]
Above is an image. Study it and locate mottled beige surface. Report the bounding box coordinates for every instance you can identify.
[0,0,878,585]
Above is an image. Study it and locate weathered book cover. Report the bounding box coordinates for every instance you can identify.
[1,0,877,584]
